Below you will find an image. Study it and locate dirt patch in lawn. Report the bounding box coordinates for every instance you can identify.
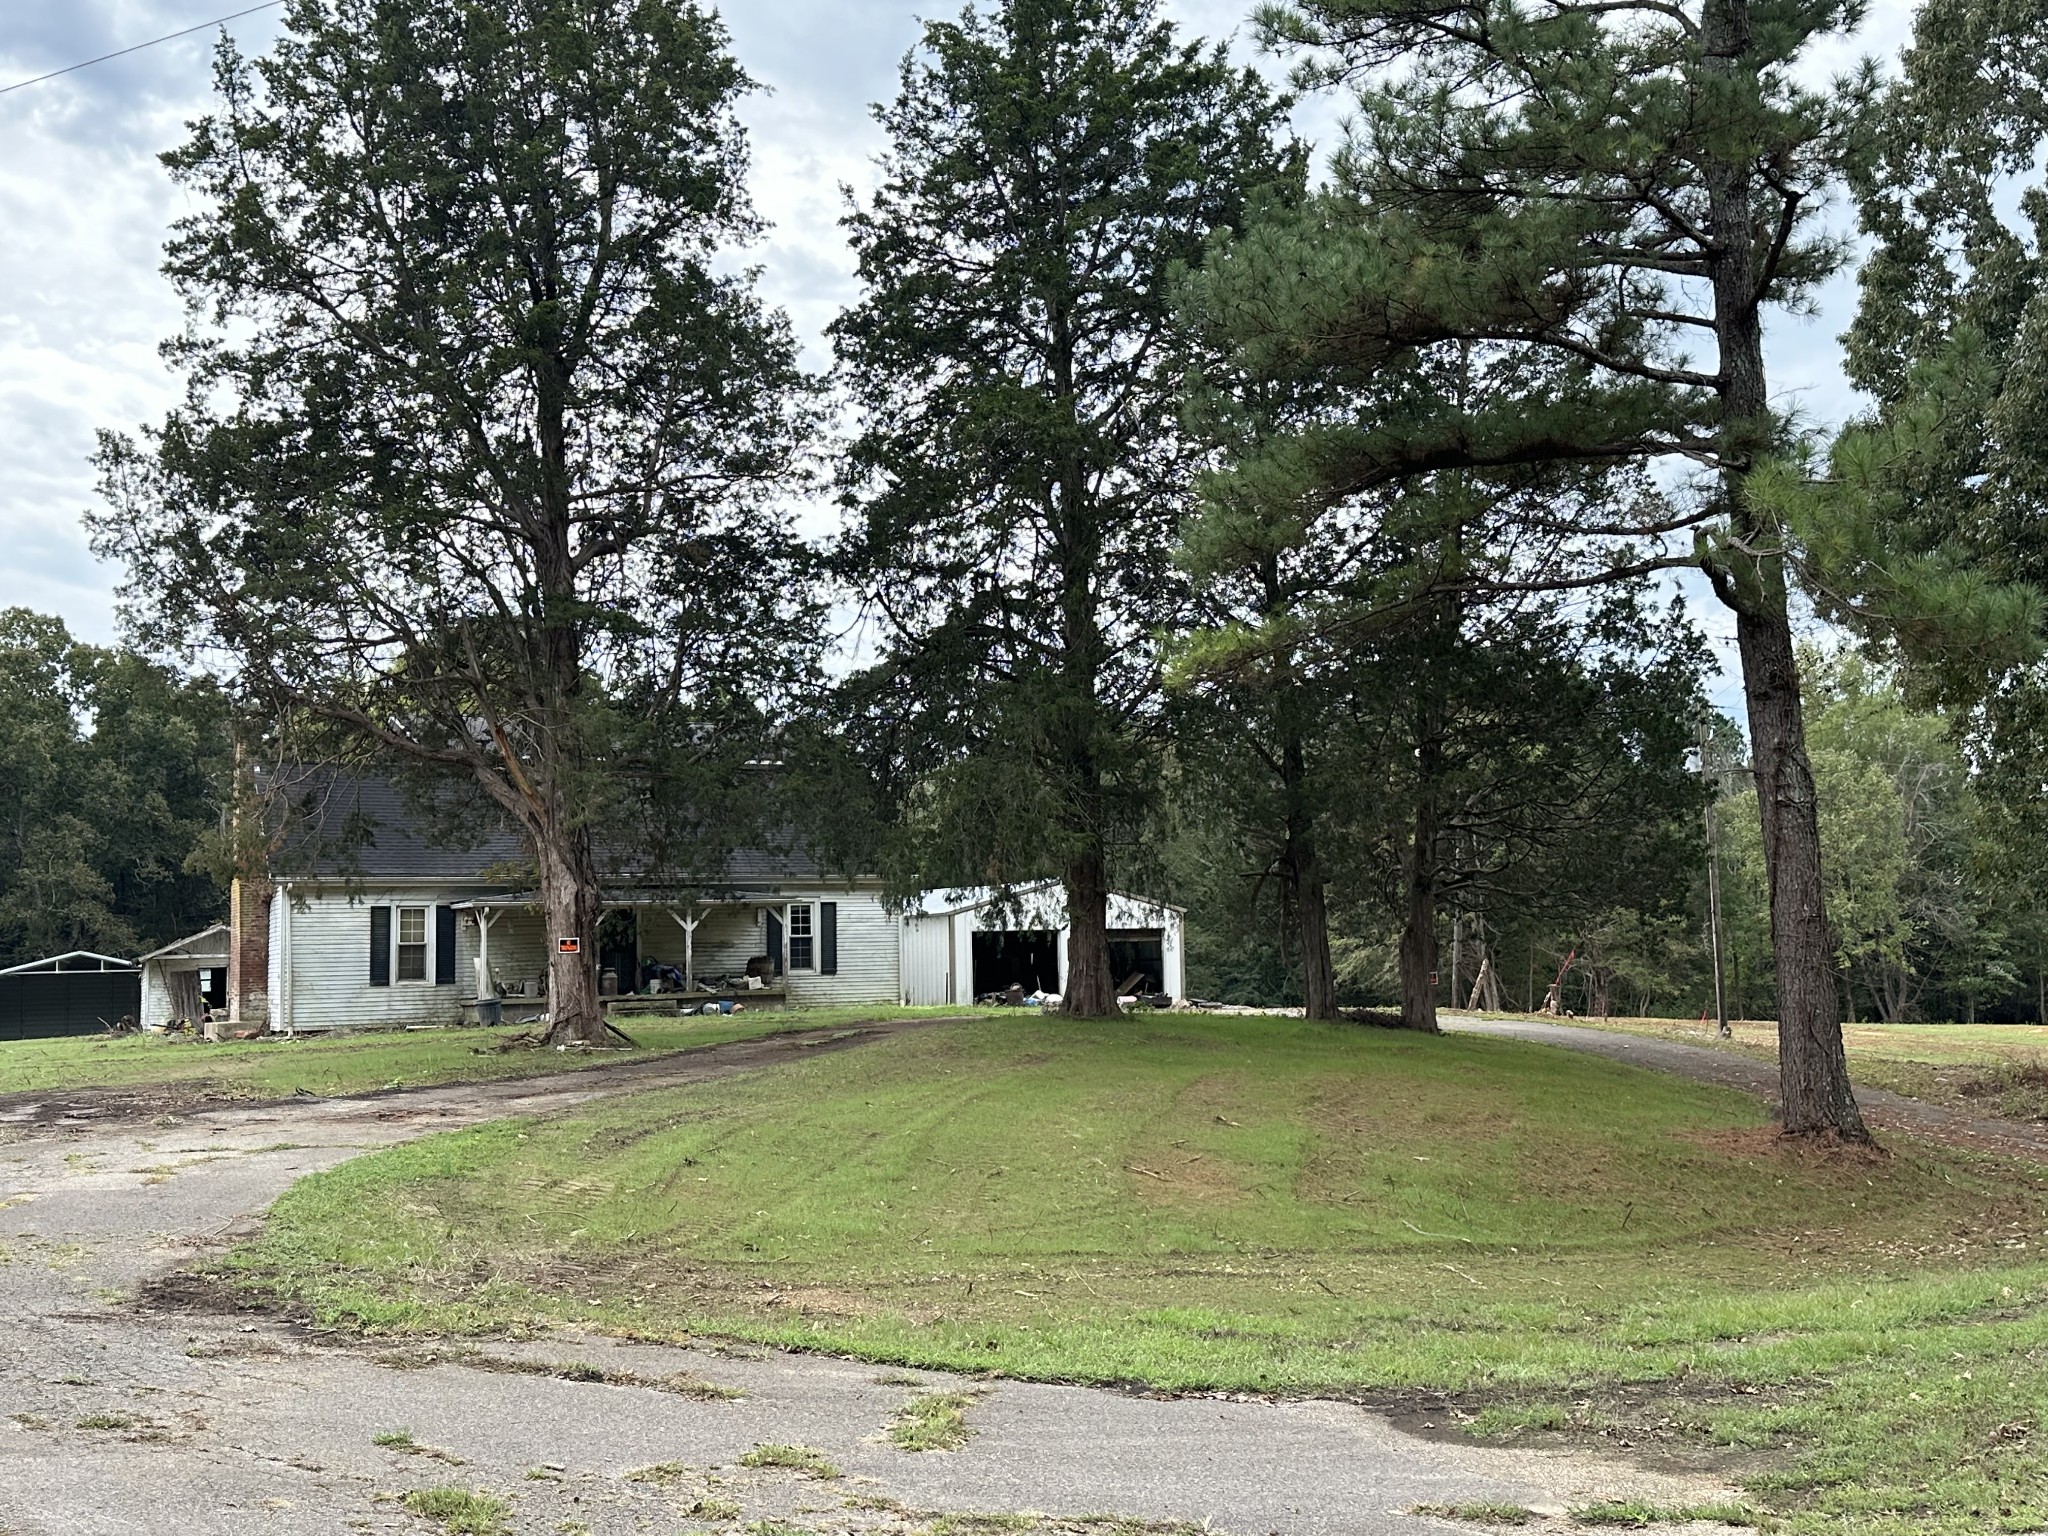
[1673,1126,1892,1166]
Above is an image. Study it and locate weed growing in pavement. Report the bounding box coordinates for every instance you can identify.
[400,1487,509,1535]
[1409,1505,1537,1526]
[889,1390,980,1451]
[738,1444,839,1478]
[73,1413,146,1431]
[373,1427,464,1464]
[1569,1501,1758,1527]
[623,1461,694,1484]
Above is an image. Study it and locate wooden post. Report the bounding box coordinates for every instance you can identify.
[781,902,792,985]
[668,906,700,991]
[475,908,496,999]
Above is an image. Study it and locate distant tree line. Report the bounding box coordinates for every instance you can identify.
[0,610,228,967]
[64,0,2048,1138]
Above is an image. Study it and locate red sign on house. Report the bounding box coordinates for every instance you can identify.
[557,937,582,955]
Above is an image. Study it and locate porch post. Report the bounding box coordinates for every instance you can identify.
[668,905,700,992]
[781,902,792,984]
[475,909,495,999]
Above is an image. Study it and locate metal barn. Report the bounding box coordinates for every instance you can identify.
[899,882,1186,1007]
[0,952,141,1041]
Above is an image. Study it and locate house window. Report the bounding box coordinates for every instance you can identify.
[396,906,429,982]
[788,904,814,970]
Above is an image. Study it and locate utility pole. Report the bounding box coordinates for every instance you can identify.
[1700,719,1732,1040]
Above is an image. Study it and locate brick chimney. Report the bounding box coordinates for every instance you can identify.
[228,874,272,1028]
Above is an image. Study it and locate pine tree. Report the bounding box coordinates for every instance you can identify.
[832,0,1300,1016]
[1186,0,1880,1132]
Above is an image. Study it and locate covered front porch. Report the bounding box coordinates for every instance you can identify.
[455,889,808,1016]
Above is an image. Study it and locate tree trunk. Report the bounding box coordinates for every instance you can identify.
[1702,0,1867,1140]
[1296,858,1340,1021]
[1467,950,1502,1012]
[1589,968,1612,1018]
[537,821,605,1046]
[1396,794,1442,1034]
[1733,605,1866,1135]
[1061,851,1121,1018]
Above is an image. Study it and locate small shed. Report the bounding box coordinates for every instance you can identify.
[139,925,231,1032]
[0,951,141,1041]
[901,881,1186,1006]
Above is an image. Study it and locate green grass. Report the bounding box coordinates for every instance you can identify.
[737,1443,839,1478]
[1409,1505,1537,1527]
[1568,1501,1759,1527]
[0,1005,985,1104]
[228,1015,2048,1533]
[400,1487,509,1535]
[1503,1011,2048,1122]
[890,1389,980,1451]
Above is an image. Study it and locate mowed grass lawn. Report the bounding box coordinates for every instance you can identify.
[1530,1012,2048,1122]
[0,1005,979,1104]
[232,1015,2048,1534]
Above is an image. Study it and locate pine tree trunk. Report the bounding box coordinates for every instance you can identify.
[1061,852,1121,1018]
[1397,793,1442,1034]
[1703,0,1867,1140]
[538,823,605,1045]
[1734,608,1865,1135]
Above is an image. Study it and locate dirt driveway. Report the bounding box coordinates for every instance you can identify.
[0,1017,1750,1536]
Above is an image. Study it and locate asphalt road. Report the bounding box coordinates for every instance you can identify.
[0,1017,1742,1536]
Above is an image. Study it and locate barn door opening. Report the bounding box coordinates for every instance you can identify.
[971,930,1059,999]
[1106,930,1166,995]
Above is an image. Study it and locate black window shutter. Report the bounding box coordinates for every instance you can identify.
[765,909,783,975]
[369,906,391,987]
[820,902,838,976]
[434,906,458,986]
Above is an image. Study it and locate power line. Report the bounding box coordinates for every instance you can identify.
[0,3,285,98]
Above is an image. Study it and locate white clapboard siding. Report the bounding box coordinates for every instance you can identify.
[274,882,903,1031]
[462,906,549,1003]
[631,891,900,1006]
[791,889,897,1006]
[274,883,471,1031]
[139,968,174,1032]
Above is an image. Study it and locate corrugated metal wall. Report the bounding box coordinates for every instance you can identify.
[0,973,141,1040]
[901,913,954,1005]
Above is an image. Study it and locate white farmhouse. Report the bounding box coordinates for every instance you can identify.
[221,776,1187,1032]
[224,777,900,1032]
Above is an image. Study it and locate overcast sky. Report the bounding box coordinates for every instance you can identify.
[1,0,1917,684]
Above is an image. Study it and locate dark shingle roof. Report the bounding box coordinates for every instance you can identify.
[264,771,831,887]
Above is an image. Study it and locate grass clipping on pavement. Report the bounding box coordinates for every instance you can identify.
[230,1014,2048,1535]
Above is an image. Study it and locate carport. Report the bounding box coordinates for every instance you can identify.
[0,951,140,1041]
